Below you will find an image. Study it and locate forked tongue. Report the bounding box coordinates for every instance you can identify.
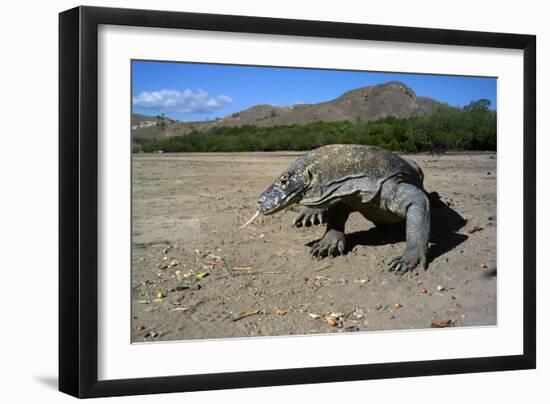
[239,211,260,229]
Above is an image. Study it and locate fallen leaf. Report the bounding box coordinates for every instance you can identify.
[168,259,179,267]
[196,272,209,279]
[156,292,166,299]
[480,262,488,269]
[375,303,383,310]
[420,288,429,294]
[308,313,321,319]
[353,278,369,284]
[135,325,145,331]
[273,307,287,315]
[431,319,454,328]
[324,312,344,328]
[468,226,484,234]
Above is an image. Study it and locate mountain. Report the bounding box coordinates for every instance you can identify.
[132,81,448,140]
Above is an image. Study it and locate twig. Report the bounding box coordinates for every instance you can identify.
[232,271,288,275]
[231,266,253,272]
[232,309,261,322]
[313,264,333,272]
[219,258,233,277]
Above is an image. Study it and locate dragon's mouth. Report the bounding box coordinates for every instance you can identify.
[258,190,302,215]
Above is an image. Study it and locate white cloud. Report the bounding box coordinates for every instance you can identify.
[133,89,232,113]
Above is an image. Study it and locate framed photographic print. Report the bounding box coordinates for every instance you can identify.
[59,6,536,398]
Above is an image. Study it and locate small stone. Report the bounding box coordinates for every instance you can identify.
[393,303,402,309]
[437,285,444,292]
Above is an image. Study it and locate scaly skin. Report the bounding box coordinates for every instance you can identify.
[258,144,431,275]
[300,179,430,274]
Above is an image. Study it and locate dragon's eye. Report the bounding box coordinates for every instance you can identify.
[278,175,289,187]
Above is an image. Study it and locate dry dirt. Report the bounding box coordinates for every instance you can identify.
[131,152,497,342]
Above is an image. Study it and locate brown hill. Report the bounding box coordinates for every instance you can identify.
[132,81,446,139]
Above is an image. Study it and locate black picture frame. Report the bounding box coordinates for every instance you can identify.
[59,5,536,398]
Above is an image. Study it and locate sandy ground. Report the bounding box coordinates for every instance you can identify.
[131,152,497,342]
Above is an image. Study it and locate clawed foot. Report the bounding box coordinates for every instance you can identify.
[310,230,346,259]
[388,248,427,276]
[293,207,326,228]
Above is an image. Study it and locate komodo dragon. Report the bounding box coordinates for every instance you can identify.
[256,144,430,275]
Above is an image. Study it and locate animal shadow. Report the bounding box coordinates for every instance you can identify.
[324,192,468,266]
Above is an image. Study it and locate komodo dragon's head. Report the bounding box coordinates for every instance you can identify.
[257,162,311,215]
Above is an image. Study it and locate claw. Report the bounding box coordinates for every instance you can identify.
[310,245,318,257]
[309,231,345,260]
[420,257,427,271]
[337,241,345,256]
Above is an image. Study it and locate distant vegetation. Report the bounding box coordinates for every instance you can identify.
[133,100,496,153]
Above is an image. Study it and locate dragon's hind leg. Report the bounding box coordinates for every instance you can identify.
[383,183,430,275]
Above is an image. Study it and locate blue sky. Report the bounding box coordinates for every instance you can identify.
[132,60,497,121]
